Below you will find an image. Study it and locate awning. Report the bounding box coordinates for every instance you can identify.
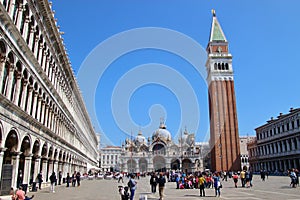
[87,163,101,170]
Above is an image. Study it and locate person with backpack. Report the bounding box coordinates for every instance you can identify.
[127,174,137,200]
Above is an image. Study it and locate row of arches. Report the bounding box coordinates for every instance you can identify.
[123,157,194,173]
[1,0,73,106]
[214,62,229,71]
[0,39,78,146]
[0,122,86,191]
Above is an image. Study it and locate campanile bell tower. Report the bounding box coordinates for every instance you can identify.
[206,10,241,171]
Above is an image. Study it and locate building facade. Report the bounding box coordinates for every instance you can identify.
[206,10,241,171]
[0,0,99,194]
[119,121,209,174]
[100,146,122,172]
[239,136,255,170]
[248,108,300,172]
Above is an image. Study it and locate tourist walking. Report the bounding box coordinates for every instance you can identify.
[72,172,76,187]
[260,170,266,181]
[37,171,43,190]
[118,173,124,183]
[289,169,297,188]
[66,173,71,187]
[213,173,221,197]
[240,170,246,187]
[198,174,206,197]
[128,174,137,200]
[58,171,62,185]
[76,171,81,186]
[150,173,157,193]
[49,172,57,193]
[233,172,239,188]
[157,172,166,200]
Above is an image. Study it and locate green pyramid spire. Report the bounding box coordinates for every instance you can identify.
[209,10,227,42]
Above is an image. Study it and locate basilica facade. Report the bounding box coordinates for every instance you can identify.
[0,0,99,194]
[120,121,209,174]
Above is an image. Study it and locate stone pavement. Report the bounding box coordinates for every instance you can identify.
[1,175,299,200]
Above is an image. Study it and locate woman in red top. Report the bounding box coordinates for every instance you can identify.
[233,173,239,188]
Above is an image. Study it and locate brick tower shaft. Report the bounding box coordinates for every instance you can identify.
[206,10,241,172]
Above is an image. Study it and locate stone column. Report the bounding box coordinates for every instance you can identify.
[22,16,30,39]
[41,52,47,70]
[0,148,7,180]
[5,63,14,100]
[288,159,292,169]
[45,57,50,75]
[283,160,287,171]
[36,95,42,121]
[15,4,23,30]
[34,37,39,58]
[286,140,290,152]
[44,104,49,126]
[277,142,281,154]
[291,138,296,151]
[279,160,282,171]
[48,108,53,130]
[53,160,58,175]
[42,159,48,182]
[38,45,43,65]
[20,79,28,110]
[31,90,38,117]
[23,155,33,187]
[26,85,33,114]
[13,72,22,105]
[11,152,21,189]
[33,157,41,183]
[48,64,53,81]
[0,57,6,92]
[48,160,54,178]
[58,162,63,174]
[296,137,300,150]
[28,27,35,50]
[8,0,16,18]
[39,100,45,123]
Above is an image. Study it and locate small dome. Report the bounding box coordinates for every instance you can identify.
[136,130,146,144]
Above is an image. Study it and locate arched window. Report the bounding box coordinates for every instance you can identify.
[221,63,225,70]
[218,63,221,70]
[214,63,217,70]
[225,63,229,70]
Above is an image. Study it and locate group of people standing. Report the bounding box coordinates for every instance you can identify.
[149,172,166,200]
[35,170,81,192]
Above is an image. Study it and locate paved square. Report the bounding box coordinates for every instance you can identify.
[2,175,299,200]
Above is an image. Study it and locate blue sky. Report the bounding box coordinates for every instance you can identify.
[51,0,300,147]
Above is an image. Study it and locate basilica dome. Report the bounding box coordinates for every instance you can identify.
[152,121,172,142]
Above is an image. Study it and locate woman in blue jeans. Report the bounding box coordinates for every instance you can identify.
[213,173,221,197]
[128,174,137,200]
